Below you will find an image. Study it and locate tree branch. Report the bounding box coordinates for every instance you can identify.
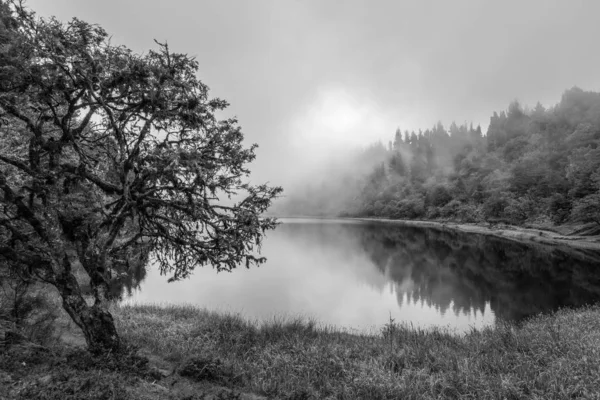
[0,171,49,243]
[0,101,43,137]
[0,155,36,176]
[61,163,122,195]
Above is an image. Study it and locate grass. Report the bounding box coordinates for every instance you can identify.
[3,299,600,399]
[109,303,600,399]
[0,339,247,399]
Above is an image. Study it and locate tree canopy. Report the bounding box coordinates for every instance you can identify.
[0,1,281,353]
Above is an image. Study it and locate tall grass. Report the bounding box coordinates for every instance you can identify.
[114,303,600,399]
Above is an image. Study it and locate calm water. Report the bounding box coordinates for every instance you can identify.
[122,218,600,333]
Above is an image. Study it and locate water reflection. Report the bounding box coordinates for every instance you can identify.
[356,222,600,322]
[121,219,600,332]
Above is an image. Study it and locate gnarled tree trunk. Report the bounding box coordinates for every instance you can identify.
[54,268,120,354]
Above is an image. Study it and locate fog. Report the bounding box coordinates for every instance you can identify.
[28,0,600,209]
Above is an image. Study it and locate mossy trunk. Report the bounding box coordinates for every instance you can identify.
[55,269,120,354]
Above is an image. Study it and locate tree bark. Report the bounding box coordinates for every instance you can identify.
[54,267,120,354]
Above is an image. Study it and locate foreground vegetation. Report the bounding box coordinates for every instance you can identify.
[4,302,600,399]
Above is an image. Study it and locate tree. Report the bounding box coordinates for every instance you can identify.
[393,127,402,150]
[409,154,427,184]
[571,194,600,227]
[409,131,418,149]
[487,111,508,151]
[0,2,281,354]
[567,147,600,198]
[389,152,406,176]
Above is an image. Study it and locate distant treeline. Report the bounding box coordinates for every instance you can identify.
[325,87,600,228]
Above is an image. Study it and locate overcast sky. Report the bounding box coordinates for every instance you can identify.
[28,0,600,186]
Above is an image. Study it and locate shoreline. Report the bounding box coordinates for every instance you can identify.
[272,214,600,251]
[311,216,600,252]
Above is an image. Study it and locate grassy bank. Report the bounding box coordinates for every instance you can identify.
[116,304,600,399]
[3,303,600,399]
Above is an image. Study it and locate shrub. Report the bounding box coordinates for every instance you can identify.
[571,193,600,226]
[503,198,529,223]
[440,200,462,218]
[426,206,441,219]
[549,193,572,224]
[397,196,426,219]
[455,203,483,223]
[482,196,509,219]
[427,185,452,207]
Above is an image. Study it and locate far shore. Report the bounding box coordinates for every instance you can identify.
[352,217,600,252]
[272,215,600,252]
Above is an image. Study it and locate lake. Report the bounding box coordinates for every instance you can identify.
[122,218,600,333]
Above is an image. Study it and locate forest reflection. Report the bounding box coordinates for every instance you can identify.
[352,222,600,322]
[117,220,600,330]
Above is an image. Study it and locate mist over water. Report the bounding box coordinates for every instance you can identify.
[123,219,600,333]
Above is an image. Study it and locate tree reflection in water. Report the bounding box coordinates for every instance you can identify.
[117,220,600,327]
[356,223,600,322]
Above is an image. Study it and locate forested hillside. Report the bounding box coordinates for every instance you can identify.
[333,87,600,230]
